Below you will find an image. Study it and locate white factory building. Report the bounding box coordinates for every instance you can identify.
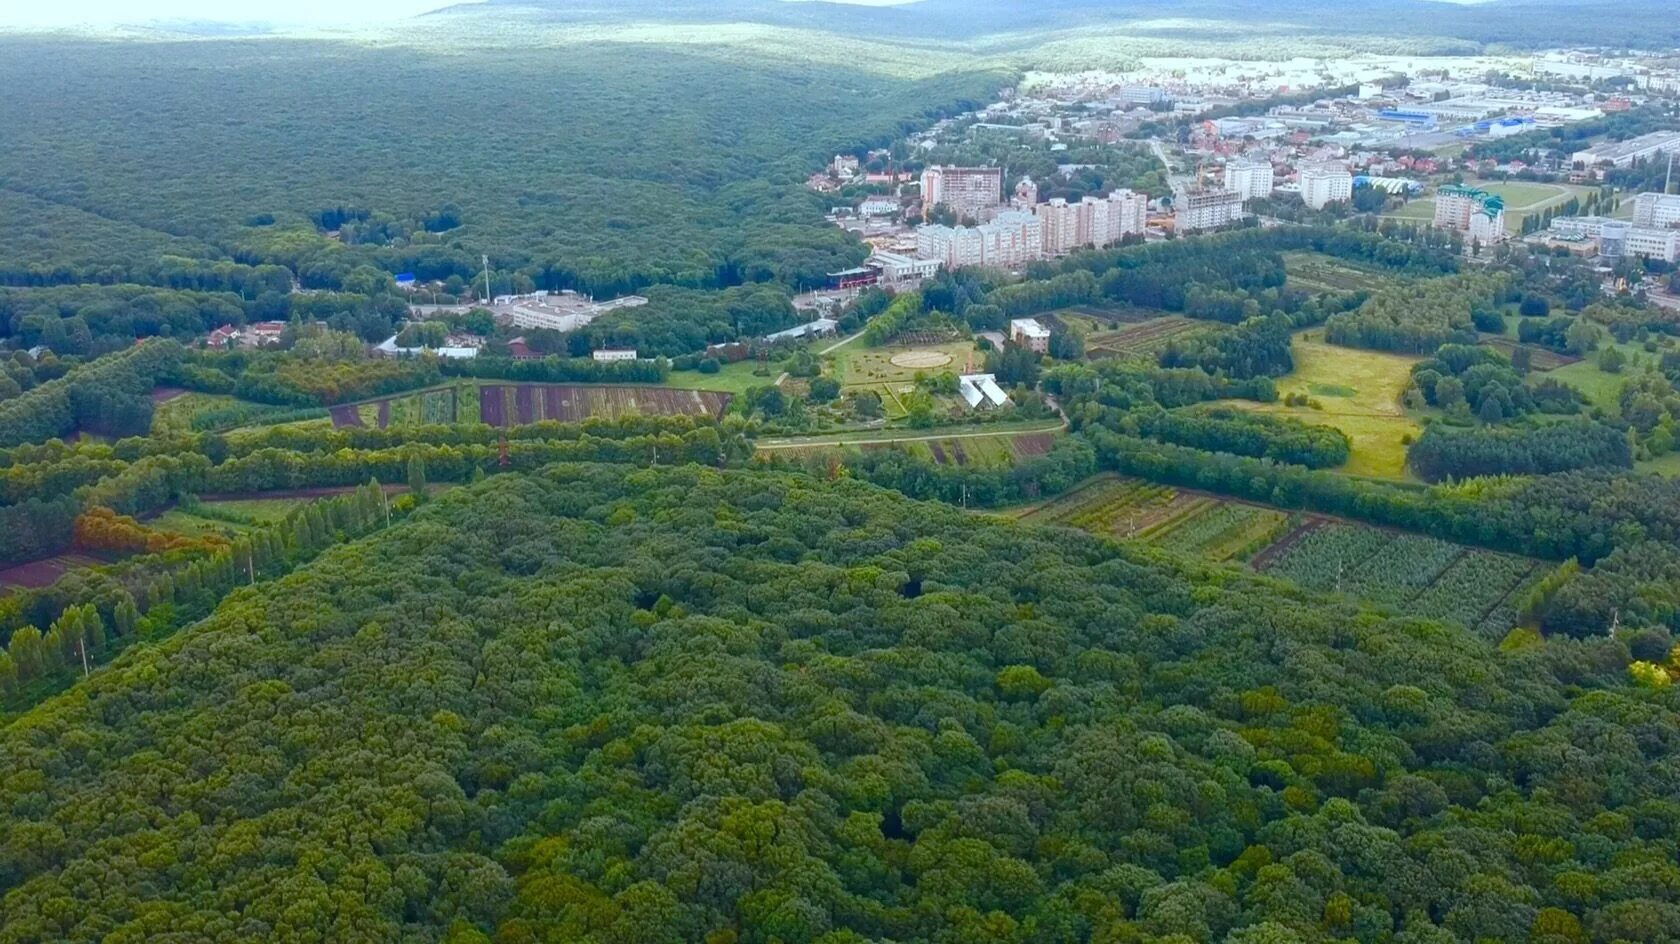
[1548,216,1680,263]
[958,373,1011,409]
[1298,161,1353,210]
[1572,131,1680,168]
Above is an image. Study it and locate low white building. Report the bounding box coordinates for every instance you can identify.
[869,251,942,284]
[592,349,638,362]
[375,335,480,359]
[958,373,1011,409]
[764,318,838,342]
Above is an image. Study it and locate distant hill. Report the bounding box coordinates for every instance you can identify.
[428,0,1680,48]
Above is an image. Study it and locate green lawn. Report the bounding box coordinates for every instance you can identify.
[1237,334,1423,480]
[148,510,251,537]
[665,359,780,395]
[1637,451,1680,477]
[200,497,310,521]
[1544,340,1652,413]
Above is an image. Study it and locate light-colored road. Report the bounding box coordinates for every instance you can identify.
[756,421,1065,450]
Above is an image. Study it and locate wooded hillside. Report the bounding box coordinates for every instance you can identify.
[0,464,1672,943]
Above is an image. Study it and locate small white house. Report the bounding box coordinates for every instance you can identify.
[592,348,638,362]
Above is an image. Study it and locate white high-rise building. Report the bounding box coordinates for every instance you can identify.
[1175,189,1246,233]
[1299,161,1353,210]
[920,165,1003,223]
[1632,191,1680,229]
[1225,159,1274,202]
[1434,184,1508,243]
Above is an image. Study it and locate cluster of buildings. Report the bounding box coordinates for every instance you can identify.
[1534,192,1680,263]
[204,321,286,349]
[911,166,1151,268]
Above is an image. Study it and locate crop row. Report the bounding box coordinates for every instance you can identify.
[1338,534,1465,607]
[1257,523,1390,589]
[1154,503,1290,562]
[1408,551,1534,629]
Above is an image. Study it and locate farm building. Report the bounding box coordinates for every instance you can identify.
[958,373,1010,409]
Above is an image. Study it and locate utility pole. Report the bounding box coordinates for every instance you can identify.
[482,254,493,303]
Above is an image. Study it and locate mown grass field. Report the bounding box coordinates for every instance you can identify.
[1282,251,1413,294]
[1237,334,1423,479]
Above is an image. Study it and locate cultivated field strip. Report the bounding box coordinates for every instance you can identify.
[1025,477,1549,636]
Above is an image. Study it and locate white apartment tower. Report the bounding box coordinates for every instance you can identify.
[1225,159,1274,202]
[1434,184,1508,243]
[1299,161,1353,210]
[920,165,1003,223]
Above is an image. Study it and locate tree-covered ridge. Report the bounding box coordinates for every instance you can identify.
[0,39,1002,299]
[1,463,1675,943]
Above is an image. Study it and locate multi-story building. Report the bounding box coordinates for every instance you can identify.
[1298,161,1353,210]
[914,210,1042,270]
[1225,159,1274,202]
[1035,191,1149,254]
[1622,226,1680,263]
[1010,318,1050,353]
[1632,191,1680,229]
[920,165,1003,223]
[1175,188,1246,233]
[1434,184,1507,243]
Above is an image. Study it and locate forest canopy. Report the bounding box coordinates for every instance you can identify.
[0,464,1675,943]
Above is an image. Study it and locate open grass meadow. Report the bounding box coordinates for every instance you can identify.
[1238,334,1423,479]
[1282,251,1417,295]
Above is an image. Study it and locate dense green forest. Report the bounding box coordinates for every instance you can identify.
[4,463,1679,943]
[0,38,1001,299]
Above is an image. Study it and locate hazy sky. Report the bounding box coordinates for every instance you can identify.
[1,0,467,27]
[0,0,912,29]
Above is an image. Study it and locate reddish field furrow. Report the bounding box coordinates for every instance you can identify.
[514,386,537,425]
[480,385,507,426]
[1012,433,1054,458]
[330,405,364,428]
